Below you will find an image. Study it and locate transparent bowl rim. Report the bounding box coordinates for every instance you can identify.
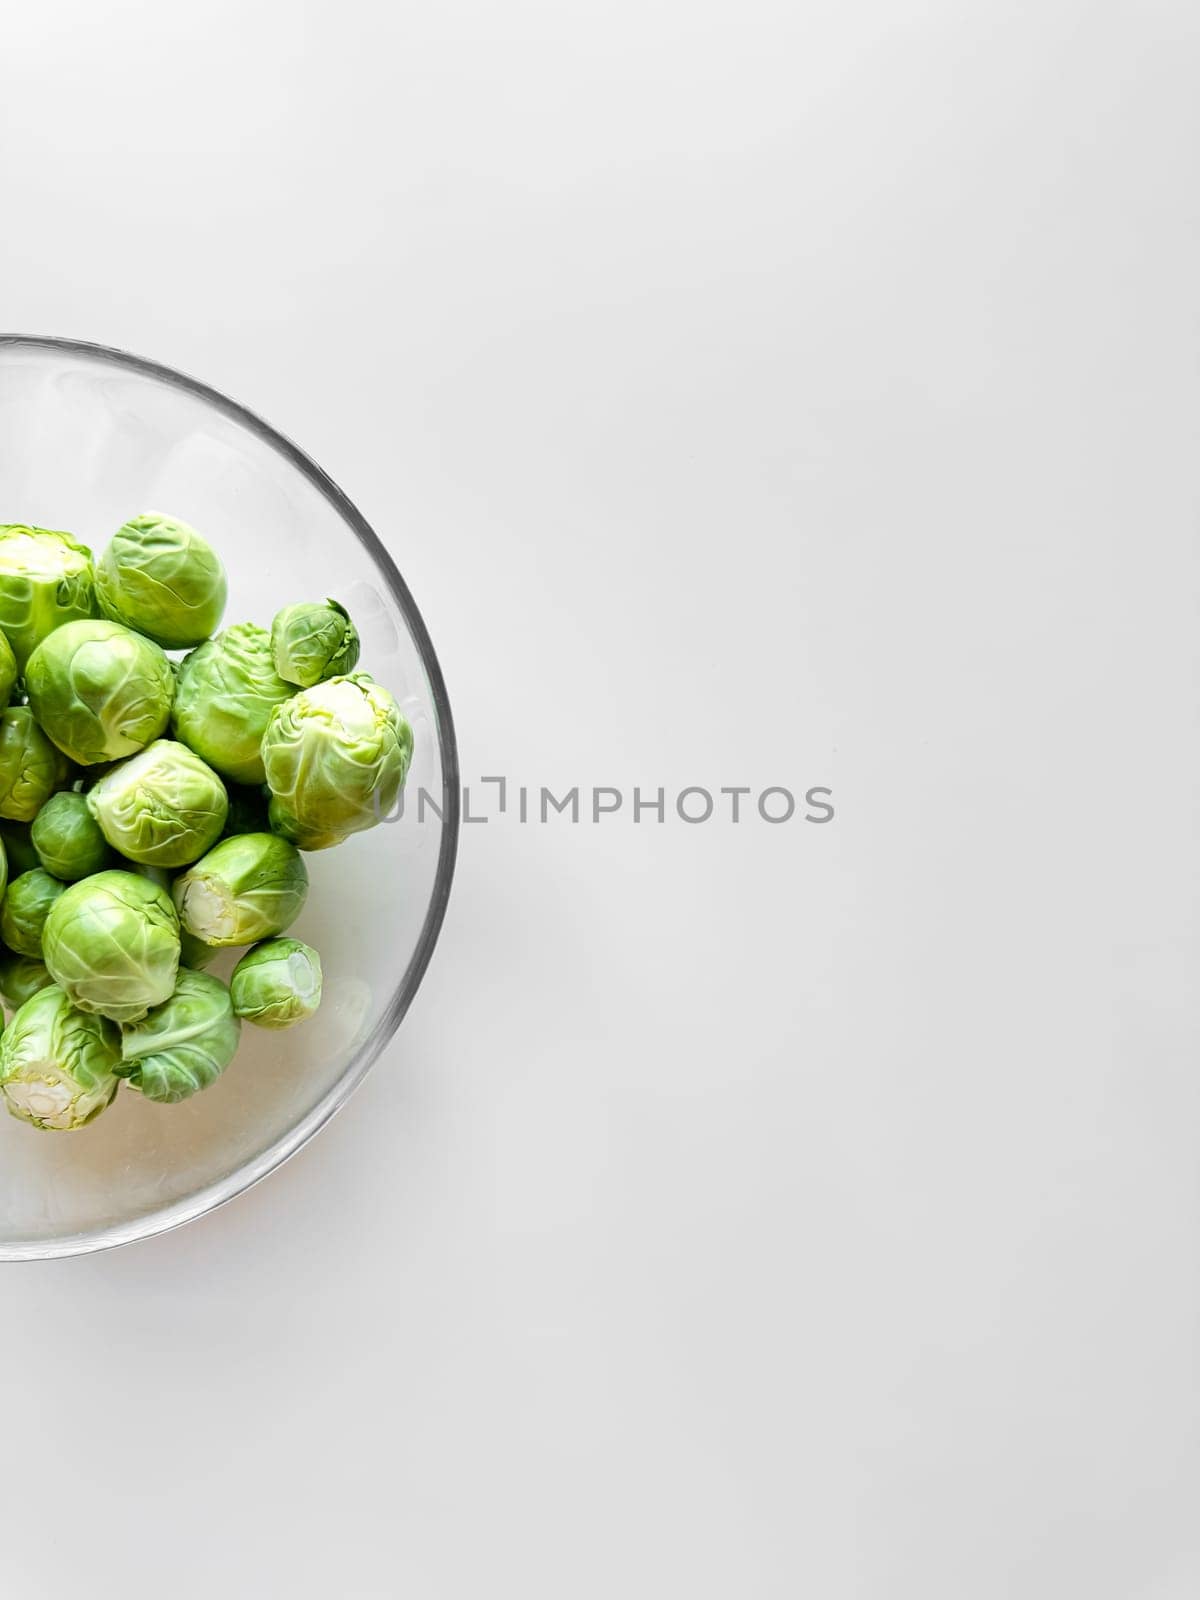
[0,333,461,1262]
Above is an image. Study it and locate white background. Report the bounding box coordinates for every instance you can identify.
[3,3,1199,1595]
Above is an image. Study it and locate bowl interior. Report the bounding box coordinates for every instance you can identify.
[0,338,456,1258]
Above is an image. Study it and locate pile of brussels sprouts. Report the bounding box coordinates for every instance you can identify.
[0,514,412,1131]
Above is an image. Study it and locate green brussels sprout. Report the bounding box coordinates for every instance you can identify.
[0,949,53,1011]
[95,511,228,649]
[0,525,97,669]
[222,782,271,838]
[0,984,121,1130]
[171,623,294,786]
[270,599,360,689]
[0,869,66,957]
[172,832,308,947]
[0,706,71,821]
[42,869,180,1024]
[231,938,323,1029]
[0,633,17,714]
[0,822,39,877]
[179,927,220,971]
[117,969,241,1103]
[262,675,412,851]
[25,619,174,766]
[86,739,228,868]
[31,790,114,880]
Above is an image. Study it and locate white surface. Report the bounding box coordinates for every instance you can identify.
[3,3,1199,1595]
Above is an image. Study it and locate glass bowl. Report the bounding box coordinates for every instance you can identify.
[0,335,459,1259]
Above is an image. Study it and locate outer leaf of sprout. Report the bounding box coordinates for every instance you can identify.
[25,619,174,766]
[230,938,323,1029]
[31,790,114,881]
[0,525,97,669]
[0,949,53,1011]
[172,832,308,947]
[270,599,360,689]
[261,674,412,851]
[86,739,228,868]
[95,511,227,649]
[0,869,66,957]
[171,623,294,786]
[0,984,121,1130]
[42,869,181,1024]
[118,970,241,1103]
[0,707,72,821]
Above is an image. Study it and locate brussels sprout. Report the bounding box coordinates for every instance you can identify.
[231,938,323,1029]
[31,790,114,880]
[25,619,174,766]
[0,633,17,714]
[0,949,53,1011]
[0,984,121,1130]
[222,782,271,838]
[0,821,40,877]
[173,832,308,947]
[1,869,66,957]
[0,706,71,821]
[0,525,96,669]
[118,969,241,1103]
[42,869,180,1024]
[171,623,294,786]
[262,675,412,850]
[270,599,360,689]
[95,511,228,649]
[86,739,228,868]
[179,928,220,971]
